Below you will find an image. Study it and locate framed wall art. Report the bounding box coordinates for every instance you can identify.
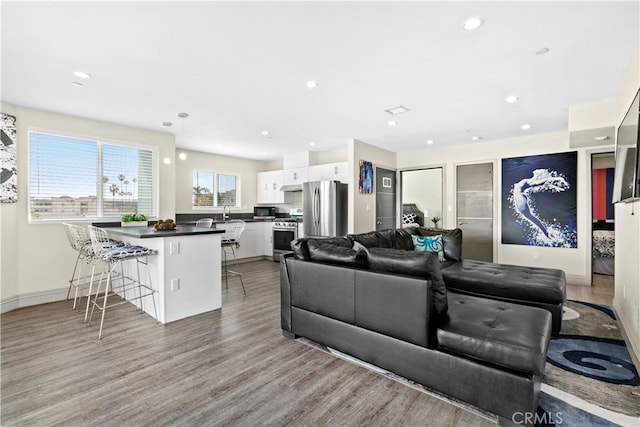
[502,151,577,247]
[359,160,373,194]
[1,112,17,203]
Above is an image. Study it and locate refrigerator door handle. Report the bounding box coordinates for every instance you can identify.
[314,187,320,227]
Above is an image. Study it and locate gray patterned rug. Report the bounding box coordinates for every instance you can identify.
[543,301,640,419]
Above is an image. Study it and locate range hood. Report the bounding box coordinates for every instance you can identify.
[280,184,303,192]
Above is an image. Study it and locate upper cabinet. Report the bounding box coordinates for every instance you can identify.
[308,162,348,183]
[257,170,284,203]
[283,167,309,186]
[257,162,348,203]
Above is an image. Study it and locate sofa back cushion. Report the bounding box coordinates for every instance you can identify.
[416,227,463,262]
[367,247,448,315]
[395,226,417,250]
[348,229,396,249]
[291,236,352,260]
[307,240,367,268]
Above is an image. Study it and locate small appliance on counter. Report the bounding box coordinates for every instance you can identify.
[253,206,276,220]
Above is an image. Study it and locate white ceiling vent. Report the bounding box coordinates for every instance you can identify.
[385,105,410,115]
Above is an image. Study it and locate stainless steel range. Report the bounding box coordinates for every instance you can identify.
[272,218,299,262]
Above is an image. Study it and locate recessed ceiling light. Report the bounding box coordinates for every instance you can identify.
[305,81,319,88]
[261,130,270,136]
[471,136,482,141]
[162,121,172,127]
[426,140,434,145]
[463,17,484,31]
[385,105,410,115]
[73,71,91,79]
[309,142,316,146]
[505,95,519,103]
[594,135,610,141]
[70,81,83,87]
[178,152,187,160]
[535,47,550,55]
[388,120,397,127]
[521,124,531,130]
[163,157,171,165]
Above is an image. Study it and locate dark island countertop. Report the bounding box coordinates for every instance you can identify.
[103,225,225,239]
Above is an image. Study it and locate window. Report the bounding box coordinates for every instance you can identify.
[192,169,239,208]
[29,131,157,221]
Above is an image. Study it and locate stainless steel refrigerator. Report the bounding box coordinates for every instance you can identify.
[303,180,348,238]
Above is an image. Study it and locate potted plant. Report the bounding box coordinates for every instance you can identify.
[121,213,148,227]
[431,216,441,228]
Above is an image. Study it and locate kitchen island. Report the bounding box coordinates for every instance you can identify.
[102,225,224,323]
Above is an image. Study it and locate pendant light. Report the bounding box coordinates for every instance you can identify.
[178,112,189,160]
[162,121,172,165]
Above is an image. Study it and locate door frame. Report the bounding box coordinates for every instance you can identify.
[398,163,446,229]
[587,147,616,283]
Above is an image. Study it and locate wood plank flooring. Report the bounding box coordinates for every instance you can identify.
[1,260,495,427]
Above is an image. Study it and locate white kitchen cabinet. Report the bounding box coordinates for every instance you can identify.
[308,161,348,183]
[283,167,308,186]
[263,222,273,257]
[256,170,284,204]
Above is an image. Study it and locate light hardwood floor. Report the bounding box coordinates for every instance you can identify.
[2,260,496,427]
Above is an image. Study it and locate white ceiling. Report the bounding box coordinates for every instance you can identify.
[2,1,638,161]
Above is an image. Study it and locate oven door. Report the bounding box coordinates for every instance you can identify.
[272,227,298,262]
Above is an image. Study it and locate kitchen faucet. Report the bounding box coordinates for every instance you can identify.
[223,205,230,220]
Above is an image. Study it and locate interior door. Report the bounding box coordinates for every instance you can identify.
[375,167,396,231]
[456,163,493,261]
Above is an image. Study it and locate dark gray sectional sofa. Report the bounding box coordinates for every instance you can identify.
[280,226,566,422]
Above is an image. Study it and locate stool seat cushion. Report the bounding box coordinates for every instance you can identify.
[101,244,157,261]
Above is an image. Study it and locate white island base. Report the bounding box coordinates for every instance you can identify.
[104,226,222,324]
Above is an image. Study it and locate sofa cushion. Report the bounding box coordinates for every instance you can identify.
[367,247,448,315]
[438,293,552,376]
[441,259,566,305]
[395,227,416,251]
[307,240,367,268]
[349,229,395,249]
[416,228,463,262]
[412,234,445,262]
[291,236,352,260]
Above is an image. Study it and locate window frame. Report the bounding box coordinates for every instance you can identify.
[27,128,160,223]
[192,168,241,210]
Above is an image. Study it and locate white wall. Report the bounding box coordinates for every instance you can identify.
[0,103,176,311]
[613,44,640,361]
[397,131,609,285]
[348,139,397,234]
[175,149,267,214]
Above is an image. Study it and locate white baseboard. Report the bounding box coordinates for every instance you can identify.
[566,274,591,286]
[1,287,68,314]
[613,298,640,369]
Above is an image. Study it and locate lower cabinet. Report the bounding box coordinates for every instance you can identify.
[217,221,273,260]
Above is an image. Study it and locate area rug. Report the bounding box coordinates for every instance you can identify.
[296,300,640,426]
[541,300,640,422]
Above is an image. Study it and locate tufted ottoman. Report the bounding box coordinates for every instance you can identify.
[441,259,566,335]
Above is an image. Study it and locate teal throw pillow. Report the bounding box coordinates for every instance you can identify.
[412,234,445,262]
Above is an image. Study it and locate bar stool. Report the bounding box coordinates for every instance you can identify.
[62,223,95,310]
[220,220,246,295]
[87,225,159,339]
